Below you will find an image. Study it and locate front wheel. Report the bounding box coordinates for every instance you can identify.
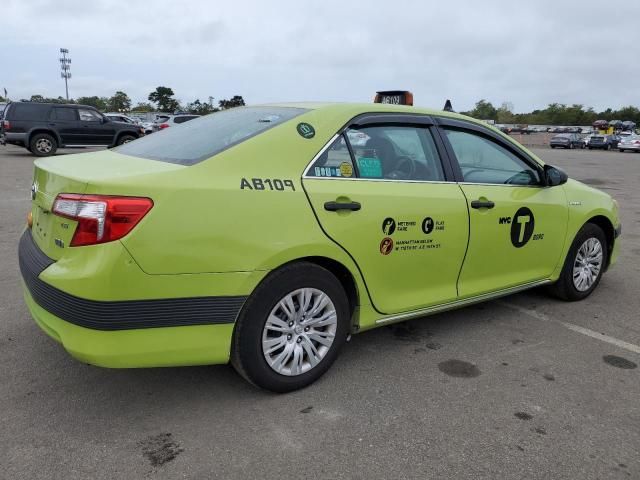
[116,134,136,145]
[231,262,350,392]
[547,223,607,301]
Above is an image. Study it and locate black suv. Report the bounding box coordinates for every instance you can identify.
[0,102,144,156]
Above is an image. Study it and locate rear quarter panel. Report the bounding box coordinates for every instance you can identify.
[119,109,372,304]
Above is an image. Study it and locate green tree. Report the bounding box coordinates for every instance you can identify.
[148,86,179,113]
[131,102,155,112]
[185,99,218,115]
[496,102,515,124]
[218,95,245,110]
[107,91,132,112]
[76,96,108,110]
[467,99,497,120]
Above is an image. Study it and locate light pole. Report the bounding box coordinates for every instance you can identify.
[59,48,71,101]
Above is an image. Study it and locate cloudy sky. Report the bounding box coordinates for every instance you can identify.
[1,0,639,112]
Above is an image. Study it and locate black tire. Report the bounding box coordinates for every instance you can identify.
[29,133,57,157]
[547,223,608,301]
[619,149,625,153]
[550,145,555,149]
[231,262,350,392]
[116,134,137,146]
[588,147,592,150]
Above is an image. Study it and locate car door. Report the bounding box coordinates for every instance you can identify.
[438,119,568,298]
[302,115,469,314]
[49,107,79,144]
[77,108,115,145]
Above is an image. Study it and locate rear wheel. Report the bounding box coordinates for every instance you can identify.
[547,223,607,301]
[29,133,57,157]
[231,262,350,392]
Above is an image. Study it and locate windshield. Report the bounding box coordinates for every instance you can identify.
[116,106,308,165]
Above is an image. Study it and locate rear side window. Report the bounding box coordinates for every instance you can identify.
[116,107,308,165]
[52,108,77,121]
[9,103,50,120]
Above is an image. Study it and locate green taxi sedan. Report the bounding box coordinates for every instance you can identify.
[19,103,621,392]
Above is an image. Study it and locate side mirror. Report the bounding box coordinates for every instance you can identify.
[544,165,568,187]
[101,116,110,123]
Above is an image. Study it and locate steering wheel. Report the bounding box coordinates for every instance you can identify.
[387,155,416,180]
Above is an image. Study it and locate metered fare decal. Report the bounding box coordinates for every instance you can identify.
[379,216,445,255]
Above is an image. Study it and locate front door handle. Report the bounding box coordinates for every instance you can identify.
[470,199,495,209]
[324,201,361,212]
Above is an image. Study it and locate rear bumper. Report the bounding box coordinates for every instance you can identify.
[18,229,246,367]
[2,132,27,146]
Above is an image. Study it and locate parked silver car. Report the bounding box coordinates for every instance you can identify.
[618,135,640,153]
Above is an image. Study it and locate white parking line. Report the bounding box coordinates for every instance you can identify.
[498,301,640,355]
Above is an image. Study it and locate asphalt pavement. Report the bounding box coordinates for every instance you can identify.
[0,144,638,479]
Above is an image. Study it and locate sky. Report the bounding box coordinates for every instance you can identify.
[1,0,639,113]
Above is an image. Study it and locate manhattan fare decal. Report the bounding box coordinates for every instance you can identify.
[379,216,444,255]
[379,207,542,255]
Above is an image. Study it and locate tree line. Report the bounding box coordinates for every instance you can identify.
[463,99,640,126]
[1,87,245,115]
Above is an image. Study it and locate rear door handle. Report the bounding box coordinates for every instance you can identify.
[324,201,361,212]
[470,200,495,209]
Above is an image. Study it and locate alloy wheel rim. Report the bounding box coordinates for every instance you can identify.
[36,138,52,153]
[572,237,603,292]
[262,288,337,376]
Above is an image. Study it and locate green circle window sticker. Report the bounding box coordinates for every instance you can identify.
[296,122,315,139]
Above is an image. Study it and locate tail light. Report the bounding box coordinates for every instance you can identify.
[159,123,169,129]
[52,194,153,246]
[2,120,10,131]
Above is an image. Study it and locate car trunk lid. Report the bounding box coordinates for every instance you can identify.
[30,149,184,259]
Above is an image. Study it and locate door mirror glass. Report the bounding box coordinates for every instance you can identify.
[544,165,568,186]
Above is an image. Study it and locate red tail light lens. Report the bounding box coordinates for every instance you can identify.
[159,123,169,129]
[52,194,153,246]
[2,120,10,131]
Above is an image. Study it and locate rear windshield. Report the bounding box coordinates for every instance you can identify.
[116,106,308,165]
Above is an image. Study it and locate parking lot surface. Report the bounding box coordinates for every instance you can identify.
[1,145,638,479]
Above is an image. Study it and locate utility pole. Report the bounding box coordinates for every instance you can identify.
[59,48,71,101]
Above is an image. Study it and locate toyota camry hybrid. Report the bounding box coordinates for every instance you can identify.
[19,102,621,392]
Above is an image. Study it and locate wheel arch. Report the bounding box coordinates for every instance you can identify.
[28,128,61,146]
[242,255,362,329]
[585,215,615,269]
[114,130,139,145]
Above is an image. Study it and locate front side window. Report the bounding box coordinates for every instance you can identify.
[78,109,102,122]
[116,106,308,165]
[444,129,541,186]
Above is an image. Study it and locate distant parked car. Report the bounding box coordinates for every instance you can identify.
[618,135,640,153]
[104,113,141,125]
[155,114,200,129]
[0,102,144,156]
[550,133,584,149]
[588,135,620,150]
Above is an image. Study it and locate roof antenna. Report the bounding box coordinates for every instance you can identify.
[443,99,454,112]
